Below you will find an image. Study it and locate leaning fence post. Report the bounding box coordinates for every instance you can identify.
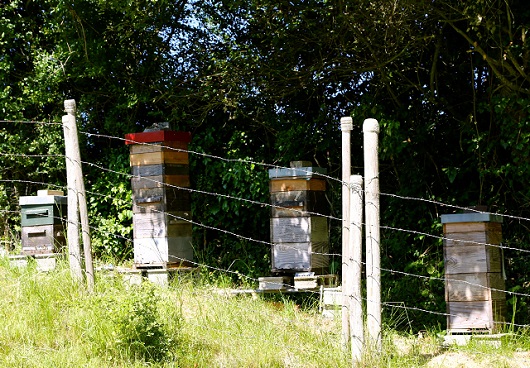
[363,118,381,351]
[62,100,94,290]
[341,116,353,350]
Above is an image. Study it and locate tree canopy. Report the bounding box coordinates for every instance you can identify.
[2,0,530,328]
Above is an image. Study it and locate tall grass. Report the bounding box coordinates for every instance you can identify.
[0,258,348,367]
[1,257,529,367]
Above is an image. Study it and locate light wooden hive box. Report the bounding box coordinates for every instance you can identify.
[441,213,506,333]
[19,190,67,255]
[268,161,330,275]
[125,129,193,267]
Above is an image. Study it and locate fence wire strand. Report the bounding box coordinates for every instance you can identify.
[1,129,530,332]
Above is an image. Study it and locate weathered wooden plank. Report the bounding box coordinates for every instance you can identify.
[21,224,65,254]
[272,242,311,271]
[130,151,189,166]
[447,300,505,332]
[269,178,326,193]
[268,166,327,179]
[270,217,328,243]
[443,221,502,235]
[444,244,502,274]
[271,241,329,272]
[133,187,191,212]
[131,174,190,190]
[445,272,506,302]
[132,164,189,177]
[444,230,502,246]
[133,212,192,238]
[133,195,192,217]
[125,130,191,145]
[129,140,188,154]
[134,236,193,264]
[270,190,329,217]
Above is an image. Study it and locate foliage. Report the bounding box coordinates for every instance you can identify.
[2,0,530,331]
[86,149,133,262]
[190,126,271,279]
[97,282,175,362]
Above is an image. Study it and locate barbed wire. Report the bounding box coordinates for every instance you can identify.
[82,159,530,258]
[0,120,61,126]
[380,192,530,224]
[168,254,530,330]
[81,160,344,223]
[2,128,530,334]
[80,131,344,184]
[80,131,530,225]
[0,153,64,158]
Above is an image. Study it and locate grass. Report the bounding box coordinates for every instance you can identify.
[0,257,529,367]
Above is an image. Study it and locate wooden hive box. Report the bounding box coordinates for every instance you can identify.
[268,162,330,274]
[441,213,506,333]
[133,187,191,214]
[19,192,67,256]
[133,212,192,239]
[125,129,194,267]
[21,224,65,255]
[19,195,67,227]
[270,190,329,218]
[134,236,193,265]
[271,241,329,273]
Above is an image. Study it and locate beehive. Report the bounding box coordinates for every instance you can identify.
[441,213,506,333]
[125,128,193,267]
[19,190,67,255]
[269,161,329,274]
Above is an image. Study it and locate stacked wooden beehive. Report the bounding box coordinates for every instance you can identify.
[441,212,506,333]
[19,190,66,255]
[268,161,329,276]
[125,128,193,267]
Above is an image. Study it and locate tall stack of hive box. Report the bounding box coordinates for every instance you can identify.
[441,212,506,333]
[268,161,329,276]
[19,190,66,256]
[125,129,193,267]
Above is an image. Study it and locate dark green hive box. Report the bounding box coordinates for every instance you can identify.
[19,195,67,227]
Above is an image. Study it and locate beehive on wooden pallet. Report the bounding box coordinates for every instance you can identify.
[441,212,506,333]
[125,128,193,267]
[269,161,330,275]
[19,190,66,255]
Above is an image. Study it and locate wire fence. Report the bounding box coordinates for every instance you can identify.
[1,119,530,341]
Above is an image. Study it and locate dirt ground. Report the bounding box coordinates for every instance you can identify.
[425,351,530,368]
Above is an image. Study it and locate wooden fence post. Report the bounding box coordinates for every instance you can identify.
[363,118,381,351]
[341,116,353,350]
[350,174,364,362]
[63,100,83,282]
[63,99,94,290]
